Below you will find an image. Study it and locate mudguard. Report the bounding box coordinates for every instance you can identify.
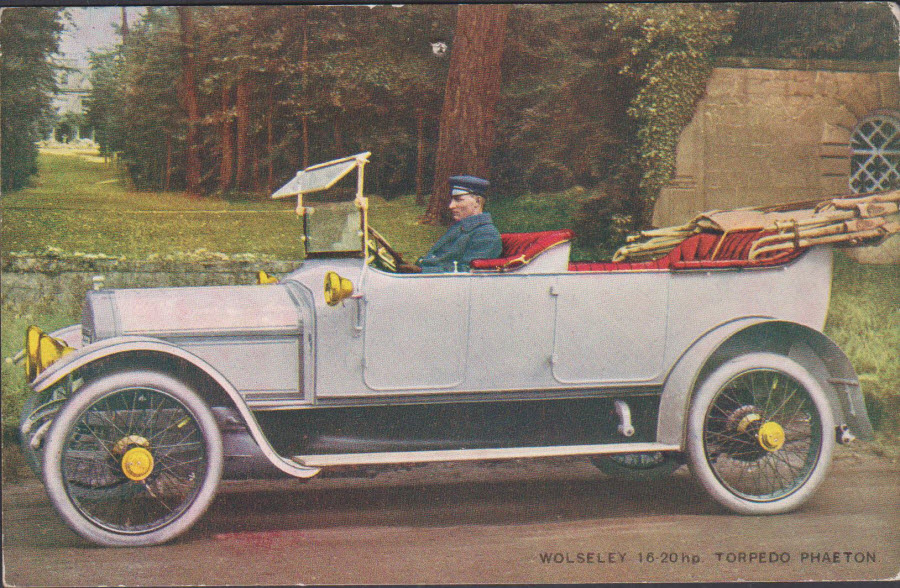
[30,335,321,479]
[657,318,874,446]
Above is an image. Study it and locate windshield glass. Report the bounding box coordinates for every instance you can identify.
[303,200,362,254]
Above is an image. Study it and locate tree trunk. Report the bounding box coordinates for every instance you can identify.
[267,91,275,194]
[425,4,510,224]
[235,76,251,190]
[164,133,173,191]
[302,115,309,169]
[415,109,426,205]
[300,6,310,169]
[177,6,202,197]
[251,141,260,193]
[333,113,344,157]
[120,7,129,41]
[219,84,234,192]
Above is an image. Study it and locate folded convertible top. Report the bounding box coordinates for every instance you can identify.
[614,189,900,262]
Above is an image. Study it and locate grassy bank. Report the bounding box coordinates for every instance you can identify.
[824,253,900,449]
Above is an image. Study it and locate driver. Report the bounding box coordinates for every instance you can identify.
[400,175,502,273]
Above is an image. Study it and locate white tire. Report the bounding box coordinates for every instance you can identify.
[42,370,223,546]
[687,352,834,515]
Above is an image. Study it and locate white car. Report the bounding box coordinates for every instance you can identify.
[20,153,879,546]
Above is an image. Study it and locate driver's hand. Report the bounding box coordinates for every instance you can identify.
[398,263,422,274]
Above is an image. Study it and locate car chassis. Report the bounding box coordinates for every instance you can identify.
[19,152,883,546]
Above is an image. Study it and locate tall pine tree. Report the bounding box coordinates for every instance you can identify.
[0,7,64,192]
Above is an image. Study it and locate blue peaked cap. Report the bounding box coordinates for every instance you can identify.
[449,175,490,197]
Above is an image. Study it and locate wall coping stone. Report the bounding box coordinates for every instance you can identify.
[714,56,899,73]
[1,254,300,275]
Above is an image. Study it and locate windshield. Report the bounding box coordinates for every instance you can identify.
[271,152,370,257]
[303,200,363,255]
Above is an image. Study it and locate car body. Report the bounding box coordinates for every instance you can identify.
[20,153,877,547]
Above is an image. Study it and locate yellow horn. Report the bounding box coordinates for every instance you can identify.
[25,326,42,381]
[324,271,354,306]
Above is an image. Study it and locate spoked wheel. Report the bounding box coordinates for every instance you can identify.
[687,353,834,515]
[591,452,682,481]
[42,371,223,547]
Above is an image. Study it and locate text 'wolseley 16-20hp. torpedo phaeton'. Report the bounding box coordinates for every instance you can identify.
[17,152,900,546]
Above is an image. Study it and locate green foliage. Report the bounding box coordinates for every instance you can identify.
[118,8,184,190]
[1,299,78,442]
[824,253,900,437]
[722,2,899,61]
[1,151,303,259]
[91,6,455,197]
[85,48,125,155]
[606,4,737,226]
[0,7,65,192]
[494,6,639,196]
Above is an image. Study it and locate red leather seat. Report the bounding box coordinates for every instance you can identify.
[568,229,804,272]
[470,229,574,272]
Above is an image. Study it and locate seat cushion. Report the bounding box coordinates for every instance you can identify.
[470,229,574,271]
[568,229,804,272]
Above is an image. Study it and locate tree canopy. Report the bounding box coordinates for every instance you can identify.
[11,3,894,237]
[1,7,65,192]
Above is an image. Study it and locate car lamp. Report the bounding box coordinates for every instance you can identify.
[324,271,353,306]
[24,326,75,381]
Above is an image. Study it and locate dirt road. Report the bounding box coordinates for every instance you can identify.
[3,445,898,585]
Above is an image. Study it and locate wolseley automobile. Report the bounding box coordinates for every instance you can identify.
[18,152,898,547]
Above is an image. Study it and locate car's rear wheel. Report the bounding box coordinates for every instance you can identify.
[687,352,834,514]
[42,370,223,547]
[591,452,682,481]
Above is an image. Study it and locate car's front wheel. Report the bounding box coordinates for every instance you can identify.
[687,352,834,515]
[42,370,223,547]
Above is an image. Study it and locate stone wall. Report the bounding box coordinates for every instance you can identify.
[1,255,300,315]
[652,58,900,263]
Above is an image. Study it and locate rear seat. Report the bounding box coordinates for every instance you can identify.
[567,229,805,272]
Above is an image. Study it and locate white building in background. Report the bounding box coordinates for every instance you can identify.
[47,57,94,144]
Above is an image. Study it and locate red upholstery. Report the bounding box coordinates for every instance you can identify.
[470,229,574,271]
[568,229,805,272]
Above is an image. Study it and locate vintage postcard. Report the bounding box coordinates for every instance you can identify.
[2,3,898,585]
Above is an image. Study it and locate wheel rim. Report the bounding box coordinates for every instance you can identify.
[61,386,208,535]
[702,368,822,502]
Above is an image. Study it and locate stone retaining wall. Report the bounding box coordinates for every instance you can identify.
[1,256,300,315]
[654,59,899,225]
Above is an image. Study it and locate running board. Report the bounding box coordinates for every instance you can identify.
[292,442,681,468]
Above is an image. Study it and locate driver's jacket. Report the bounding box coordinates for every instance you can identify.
[417,212,502,273]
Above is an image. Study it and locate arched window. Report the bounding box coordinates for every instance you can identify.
[850,111,900,193]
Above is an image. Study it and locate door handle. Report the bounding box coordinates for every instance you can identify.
[351,294,365,333]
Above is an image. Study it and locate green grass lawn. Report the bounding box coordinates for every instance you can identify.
[1,150,449,262]
[1,149,898,451]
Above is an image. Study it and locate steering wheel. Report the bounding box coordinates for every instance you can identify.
[366,226,404,272]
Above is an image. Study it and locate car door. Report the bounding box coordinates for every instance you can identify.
[362,269,470,391]
[551,271,670,384]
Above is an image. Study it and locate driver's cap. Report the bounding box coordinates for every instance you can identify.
[449,175,489,198]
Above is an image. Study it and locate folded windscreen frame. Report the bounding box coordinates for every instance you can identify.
[271,152,371,257]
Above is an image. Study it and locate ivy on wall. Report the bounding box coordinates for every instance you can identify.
[606,4,737,226]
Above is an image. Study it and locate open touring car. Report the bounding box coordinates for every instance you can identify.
[19,152,897,546]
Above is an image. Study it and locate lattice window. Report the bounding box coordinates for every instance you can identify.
[850,112,900,193]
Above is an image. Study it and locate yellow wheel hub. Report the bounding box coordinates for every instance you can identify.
[121,447,155,481]
[758,421,786,452]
